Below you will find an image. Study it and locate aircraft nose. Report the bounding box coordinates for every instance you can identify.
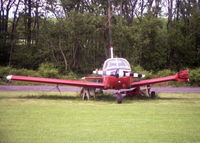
[115,69,125,78]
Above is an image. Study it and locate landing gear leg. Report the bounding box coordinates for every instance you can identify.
[56,84,62,95]
[80,88,90,100]
[147,85,157,99]
[80,88,96,100]
[147,84,151,96]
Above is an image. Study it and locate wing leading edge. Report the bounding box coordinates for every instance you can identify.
[6,75,104,88]
[131,70,189,87]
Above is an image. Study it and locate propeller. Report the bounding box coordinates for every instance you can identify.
[93,69,145,78]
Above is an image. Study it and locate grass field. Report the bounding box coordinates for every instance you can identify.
[0,92,200,143]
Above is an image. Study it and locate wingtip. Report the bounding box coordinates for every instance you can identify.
[176,70,189,82]
[6,75,13,80]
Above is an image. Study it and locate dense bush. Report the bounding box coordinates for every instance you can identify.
[61,71,79,80]
[0,66,12,83]
[189,68,200,86]
[38,63,59,78]
[154,69,176,78]
[132,65,152,79]
[0,66,40,84]
[10,68,40,77]
[0,66,12,77]
[0,66,40,77]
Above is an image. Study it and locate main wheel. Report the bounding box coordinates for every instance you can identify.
[116,94,123,104]
[150,91,156,99]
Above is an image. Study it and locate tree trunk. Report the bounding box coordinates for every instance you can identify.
[9,0,21,66]
[59,36,68,71]
[167,0,173,29]
[107,0,112,47]
[27,0,32,47]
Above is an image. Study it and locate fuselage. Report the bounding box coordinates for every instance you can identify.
[92,58,145,90]
[103,76,132,89]
[103,58,132,89]
[93,58,133,89]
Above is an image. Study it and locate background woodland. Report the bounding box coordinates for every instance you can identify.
[0,0,200,85]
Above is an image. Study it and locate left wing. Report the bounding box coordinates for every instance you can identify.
[131,70,189,87]
[6,75,104,88]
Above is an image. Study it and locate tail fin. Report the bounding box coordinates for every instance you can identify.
[175,70,189,82]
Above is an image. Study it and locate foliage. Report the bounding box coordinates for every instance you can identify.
[154,69,176,78]
[0,66,12,77]
[0,66,39,77]
[0,66,40,84]
[38,63,59,78]
[189,68,200,86]
[134,17,168,71]
[0,0,200,86]
[131,65,152,79]
[61,71,79,80]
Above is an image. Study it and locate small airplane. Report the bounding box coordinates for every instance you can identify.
[6,47,189,103]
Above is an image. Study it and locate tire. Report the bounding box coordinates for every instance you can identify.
[117,94,123,104]
[150,91,156,99]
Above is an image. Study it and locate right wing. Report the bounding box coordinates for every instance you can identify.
[6,75,104,88]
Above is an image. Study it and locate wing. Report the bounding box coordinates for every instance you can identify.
[131,70,189,87]
[6,75,104,88]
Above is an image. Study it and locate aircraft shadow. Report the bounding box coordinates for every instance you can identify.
[18,95,81,101]
[0,94,197,103]
[17,95,192,102]
[17,94,117,103]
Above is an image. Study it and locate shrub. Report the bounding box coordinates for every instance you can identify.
[38,63,59,78]
[0,66,40,84]
[131,65,152,79]
[154,69,176,78]
[0,66,40,77]
[0,66,12,77]
[63,71,78,80]
[0,66,12,83]
[189,68,200,86]
[10,68,40,77]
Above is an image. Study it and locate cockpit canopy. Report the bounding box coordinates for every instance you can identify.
[103,58,131,71]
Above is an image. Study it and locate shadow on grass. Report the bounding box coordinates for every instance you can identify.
[17,94,116,103]
[17,94,188,103]
[156,97,200,101]
[0,93,198,103]
[0,93,151,103]
[18,95,82,101]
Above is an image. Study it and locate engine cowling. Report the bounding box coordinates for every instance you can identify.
[93,69,145,78]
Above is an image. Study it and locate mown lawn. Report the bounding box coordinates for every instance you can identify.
[0,92,200,143]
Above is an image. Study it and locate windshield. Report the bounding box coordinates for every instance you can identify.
[103,58,131,70]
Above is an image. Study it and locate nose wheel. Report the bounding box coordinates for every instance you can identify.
[116,93,123,104]
[150,91,156,99]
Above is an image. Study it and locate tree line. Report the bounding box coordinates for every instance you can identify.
[0,0,200,74]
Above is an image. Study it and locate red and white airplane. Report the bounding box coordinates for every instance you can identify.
[6,47,189,103]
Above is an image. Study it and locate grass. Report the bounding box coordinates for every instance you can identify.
[0,92,200,143]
